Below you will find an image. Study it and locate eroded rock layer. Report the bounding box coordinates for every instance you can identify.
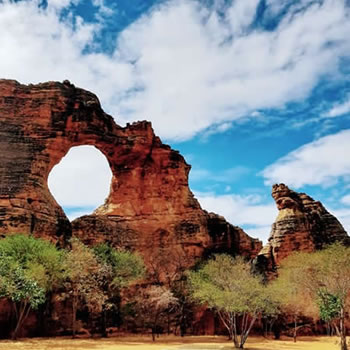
[255,183,350,274]
[0,79,261,269]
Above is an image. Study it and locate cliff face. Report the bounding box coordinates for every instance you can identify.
[0,79,261,271]
[255,183,350,274]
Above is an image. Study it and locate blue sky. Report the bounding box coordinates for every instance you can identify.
[1,0,350,242]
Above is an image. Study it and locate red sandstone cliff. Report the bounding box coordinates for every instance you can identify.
[255,183,350,274]
[0,79,261,270]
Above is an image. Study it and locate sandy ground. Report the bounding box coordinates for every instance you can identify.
[0,335,341,350]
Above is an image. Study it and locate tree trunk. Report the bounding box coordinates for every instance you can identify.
[263,318,268,338]
[340,307,347,350]
[293,315,297,343]
[12,301,31,340]
[72,297,77,339]
[239,316,257,349]
[101,308,107,338]
[152,312,159,342]
[233,313,239,348]
[217,311,239,348]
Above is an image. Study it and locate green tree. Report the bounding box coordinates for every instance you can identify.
[188,254,277,349]
[63,239,110,338]
[93,243,145,335]
[272,258,318,342]
[0,234,64,339]
[277,243,350,350]
[93,243,145,288]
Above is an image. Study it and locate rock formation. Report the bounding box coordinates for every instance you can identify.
[255,183,350,274]
[0,79,261,271]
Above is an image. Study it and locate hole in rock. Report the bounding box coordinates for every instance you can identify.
[48,146,112,221]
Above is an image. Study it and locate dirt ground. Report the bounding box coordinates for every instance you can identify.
[0,335,341,350]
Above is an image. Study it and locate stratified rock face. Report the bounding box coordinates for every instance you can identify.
[206,213,262,258]
[0,79,261,269]
[256,183,349,273]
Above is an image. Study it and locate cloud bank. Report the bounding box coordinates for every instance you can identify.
[195,191,277,242]
[262,129,350,188]
[324,94,350,118]
[0,0,349,140]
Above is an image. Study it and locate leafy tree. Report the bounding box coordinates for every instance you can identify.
[188,254,278,349]
[171,278,196,337]
[63,239,110,338]
[0,234,64,339]
[277,243,350,350]
[93,243,145,288]
[93,243,145,335]
[131,285,178,341]
[317,289,342,325]
[272,259,318,342]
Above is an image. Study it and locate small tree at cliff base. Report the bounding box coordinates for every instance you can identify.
[271,255,318,343]
[277,243,350,350]
[188,254,278,349]
[0,234,64,339]
[63,239,110,338]
[147,243,194,336]
[93,243,145,289]
[93,243,145,335]
[129,285,178,341]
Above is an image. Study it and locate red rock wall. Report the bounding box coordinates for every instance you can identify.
[0,79,261,270]
[255,183,350,275]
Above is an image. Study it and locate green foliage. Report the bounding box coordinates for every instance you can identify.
[0,234,65,291]
[188,254,277,348]
[63,238,109,308]
[0,256,45,309]
[273,254,319,315]
[0,234,64,299]
[93,243,145,288]
[317,289,341,323]
[278,243,350,350]
[63,238,110,337]
[278,243,350,311]
[188,254,275,315]
[0,234,64,339]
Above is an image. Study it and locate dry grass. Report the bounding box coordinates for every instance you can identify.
[0,335,341,350]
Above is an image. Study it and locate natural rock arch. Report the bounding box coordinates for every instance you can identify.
[0,79,262,266]
[48,145,113,219]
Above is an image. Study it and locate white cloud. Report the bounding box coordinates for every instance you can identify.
[47,0,80,11]
[0,0,349,140]
[116,0,350,140]
[0,0,135,115]
[323,94,350,118]
[195,191,277,243]
[245,225,273,244]
[262,129,350,188]
[226,0,260,36]
[48,146,112,208]
[201,122,233,139]
[341,194,350,206]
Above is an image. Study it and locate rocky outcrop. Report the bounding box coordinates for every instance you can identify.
[255,183,350,274]
[0,79,261,271]
[205,213,262,258]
